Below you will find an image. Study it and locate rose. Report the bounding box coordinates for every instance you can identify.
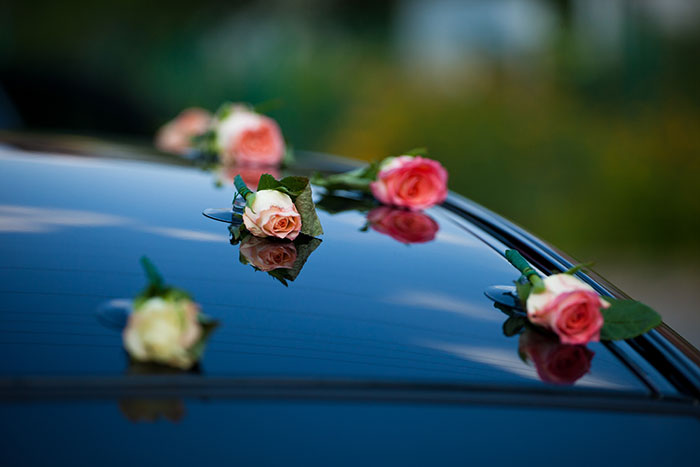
[367,206,439,244]
[216,105,285,167]
[240,236,297,271]
[123,297,202,370]
[155,107,212,155]
[526,274,607,345]
[242,189,302,240]
[518,328,594,385]
[370,156,448,210]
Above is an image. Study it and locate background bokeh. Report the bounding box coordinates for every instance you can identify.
[1,0,699,345]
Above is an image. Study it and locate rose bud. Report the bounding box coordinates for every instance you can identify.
[123,297,203,370]
[370,156,448,210]
[526,274,608,345]
[155,107,212,155]
[216,105,285,167]
[367,206,439,244]
[518,328,594,385]
[239,236,298,271]
[242,189,302,240]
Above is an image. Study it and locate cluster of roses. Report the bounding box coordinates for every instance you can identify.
[156,105,285,167]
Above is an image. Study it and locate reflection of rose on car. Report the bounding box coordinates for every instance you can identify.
[119,398,185,423]
[232,229,321,287]
[239,236,297,272]
[518,327,594,385]
[119,360,195,423]
[215,165,281,190]
[314,193,440,245]
[490,292,595,386]
[366,207,439,244]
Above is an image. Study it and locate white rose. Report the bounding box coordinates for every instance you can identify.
[242,189,302,240]
[123,297,202,369]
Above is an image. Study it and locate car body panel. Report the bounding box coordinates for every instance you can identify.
[0,133,698,465]
[1,399,699,467]
[0,145,647,391]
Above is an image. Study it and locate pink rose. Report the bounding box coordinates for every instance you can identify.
[155,107,212,155]
[239,236,297,272]
[370,156,448,210]
[242,189,302,240]
[216,106,285,167]
[518,328,594,385]
[367,206,439,244]
[526,274,608,345]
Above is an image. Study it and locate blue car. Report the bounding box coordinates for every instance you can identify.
[0,132,698,466]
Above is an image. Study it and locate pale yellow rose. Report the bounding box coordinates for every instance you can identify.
[123,297,202,369]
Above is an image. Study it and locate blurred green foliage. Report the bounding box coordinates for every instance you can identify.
[2,0,699,262]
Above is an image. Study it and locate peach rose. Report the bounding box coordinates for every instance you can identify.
[526,274,607,345]
[123,297,203,370]
[519,328,594,385]
[367,206,439,244]
[370,156,448,210]
[240,236,297,271]
[242,189,302,240]
[216,106,285,167]
[155,107,212,155]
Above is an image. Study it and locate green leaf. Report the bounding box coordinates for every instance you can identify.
[140,256,164,293]
[360,161,380,181]
[515,277,531,303]
[310,170,373,192]
[600,299,662,341]
[564,262,594,275]
[261,237,322,287]
[314,193,377,215]
[190,129,218,157]
[277,176,310,197]
[256,173,282,192]
[162,287,192,303]
[503,315,527,337]
[228,222,246,245]
[404,147,429,157]
[214,101,235,121]
[289,178,324,237]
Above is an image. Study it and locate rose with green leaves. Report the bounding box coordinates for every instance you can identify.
[123,296,202,370]
[231,173,323,242]
[311,148,448,210]
[505,249,661,344]
[122,257,217,370]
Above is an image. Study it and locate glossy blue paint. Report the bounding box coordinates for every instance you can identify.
[0,148,644,390]
[1,400,699,466]
[0,139,698,466]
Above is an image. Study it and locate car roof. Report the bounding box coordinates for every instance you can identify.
[0,134,648,390]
